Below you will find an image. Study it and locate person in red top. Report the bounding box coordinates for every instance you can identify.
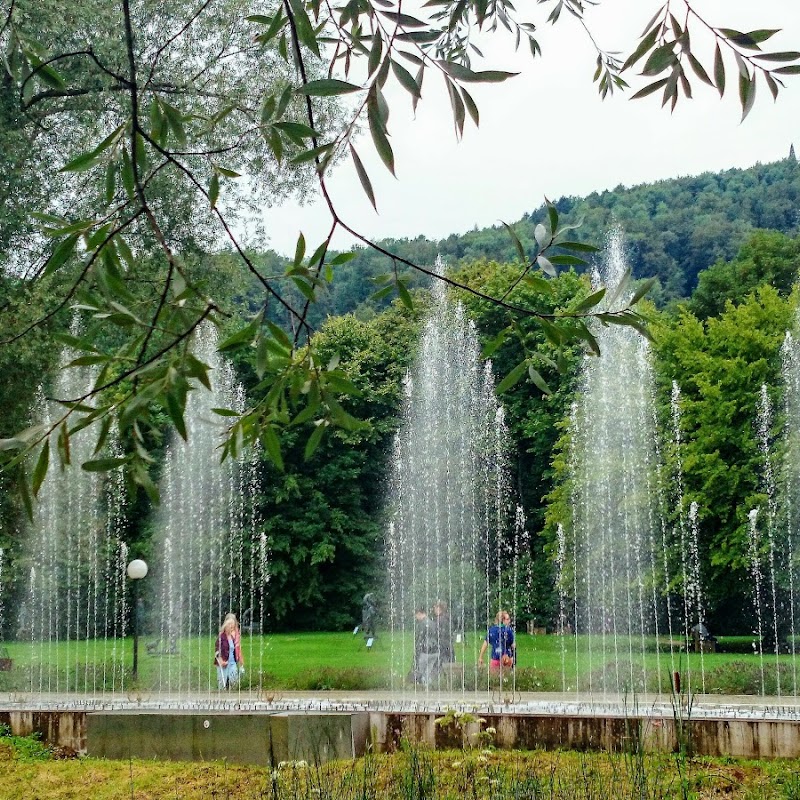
[214,613,244,689]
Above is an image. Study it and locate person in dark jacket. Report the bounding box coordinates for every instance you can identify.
[432,600,454,663]
[412,607,439,686]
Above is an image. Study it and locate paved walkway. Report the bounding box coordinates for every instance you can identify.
[4,690,800,719]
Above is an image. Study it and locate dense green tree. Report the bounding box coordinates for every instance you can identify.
[653,287,796,630]
[688,230,800,319]
[247,304,420,629]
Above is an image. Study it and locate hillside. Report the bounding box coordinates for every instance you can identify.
[270,154,800,324]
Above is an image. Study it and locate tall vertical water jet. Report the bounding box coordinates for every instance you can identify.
[757,384,782,695]
[385,260,515,692]
[18,341,127,694]
[0,546,5,642]
[147,323,264,694]
[567,228,663,695]
[747,507,767,694]
[781,332,800,695]
[687,501,707,693]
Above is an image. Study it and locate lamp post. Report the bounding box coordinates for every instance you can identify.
[127,558,148,682]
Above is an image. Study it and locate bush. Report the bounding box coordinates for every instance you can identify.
[0,725,52,762]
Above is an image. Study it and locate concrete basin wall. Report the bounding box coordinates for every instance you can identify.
[86,711,367,765]
[371,712,800,760]
[3,708,800,762]
[0,710,86,753]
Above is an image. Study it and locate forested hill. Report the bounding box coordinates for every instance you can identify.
[288,153,799,323]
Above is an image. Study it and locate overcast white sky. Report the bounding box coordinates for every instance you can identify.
[261,1,800,256]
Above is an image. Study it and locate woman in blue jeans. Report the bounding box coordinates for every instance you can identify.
[214,613,244,689]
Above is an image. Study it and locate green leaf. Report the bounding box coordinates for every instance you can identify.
[32,440,50,497]
[501,221,527,265]
[325,373,360,396]
[548,254,587,266]
[273,121,318,143]
[574,321,601,356]
[719,28,778,50]
[368,32,383,76]
[165,392,188,441]
[396,280,413,310]
[368,97,395,175]
[739,70,756,121]
[66,354,111,367]
[18,467,33,522]
[218,318,260,351]
[537,317,564,347]
[481,328,508,359]
[104,160,116,204]
[287,0,320,56]
[446,77,465,137]
[391,59,421,98]
[250,10,285,42]
[714,43,725,97]
[754,51,800,62]
[266,319,292,350]
[687,53,714,87]
[460,86,479,126]
[121,149,135,199]
[641,44,675,76]
[261,424,284,470]
[304,421,326,460]
[81,457,129,472]
[290,142,335,165]
[329,252,355,266]
[558,240,599,253]
[395,30,440,44]
[42,232,80,278]
[630,77,669,100]
[60,149,103,173]
[546,200,558,235]
[214,165,242,178]
[293,232,306,268]
[349,145,377,211]
[630,277,657,306]
[496,360,528,394]
[212,407,240,417]
[377,10,428,28]
[622,25,660,72]
[209,172,219,208]
[35,63,66,89]
[774,65,800,75]
[522,275,554,294]
[573,288,606,313]
[436,60,517,82]
[297,78,362,96]
[527,364,551,395]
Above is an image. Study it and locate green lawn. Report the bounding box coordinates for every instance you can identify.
[0,632,795,695]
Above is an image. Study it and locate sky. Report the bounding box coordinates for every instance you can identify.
[261,1,800,256]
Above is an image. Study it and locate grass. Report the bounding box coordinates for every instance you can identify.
[1,631,797,695]
[3,731,800,800]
